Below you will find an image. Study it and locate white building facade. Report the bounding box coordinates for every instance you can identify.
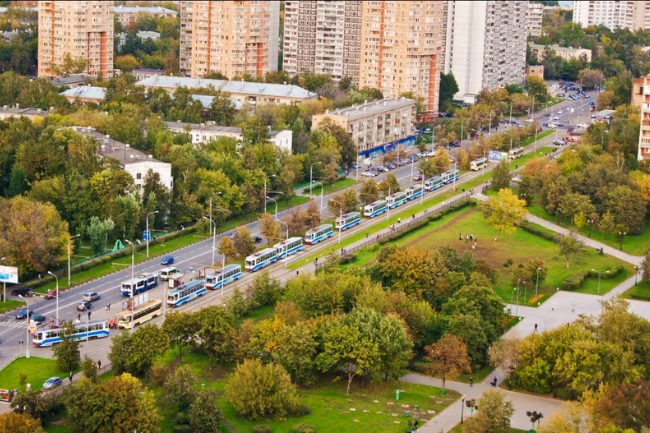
[528,2,544,37]
[572,1,650,30]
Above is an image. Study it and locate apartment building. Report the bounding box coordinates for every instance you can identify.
[180,1,277,79]
[359,1,447,121]
[445,1,528,104]
[283,1,362,85]
[311,98,416,159]
[573,1,650,31]
[528,2,544,37]
[529,43,593,62]
[113,5,177,28]
[38,1,114,79]
[637,75,650,160]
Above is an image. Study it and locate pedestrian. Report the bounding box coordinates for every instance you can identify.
[534,323,538,332]
[515,164,518,170]
[97,360,102,370]
[87,311,91,320]
[376,234,379,241]
[69,371,73,384]
[106,302,110,311]
[469,376,474,387]
[296,270,299,276]
[77,313,81,321]
[465,235,469,243]
[398,217,401,224]
[571,305,575,314]
[366,232,369,239]
[412,214,415,220]
[459,232,463,240]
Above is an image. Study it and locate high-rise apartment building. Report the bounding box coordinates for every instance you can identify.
[180,1,276,79]
[38,1,114,79]
[445,1,528,104]
[358,1,448,121]
[283,1,362,84]
[637,75,650,160]
[528,2,544,37]
[573,1,650,31]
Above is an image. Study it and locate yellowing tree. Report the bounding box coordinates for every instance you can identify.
[480,189,527,240]
[218,236,236,263]
[0,412,44,433]
[424,334,471,393]
[258,213,280,245]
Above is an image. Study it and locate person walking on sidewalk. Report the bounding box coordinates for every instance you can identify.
[69,371,73,384]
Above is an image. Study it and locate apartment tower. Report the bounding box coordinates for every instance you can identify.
[445,1,528,104]
[181,0,278,79]
[573,1,650,31]
[179,1,193,75]
[37,1,114,78]
[283,1,362,85]
[637,75,650,160]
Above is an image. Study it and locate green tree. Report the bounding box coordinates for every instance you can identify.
[208,91,236,125]
[425,335,471,393]
[0,412,45,433]
[359,178,379,205]
[378,172,401,195]
[418,157,438,179]
[480,189,527,240]
[114,54,140,71]
[51,53,88,75]
[248,271,283,307]
[606,186,647,235]
[463,390,515,433]
[525,75,548,102]
[599,211,616,239]
[225,359,300,420]
[52,321,80,373]
[163,365,198,412]
[258,212,281,244]
[108,324,169,377]
[557,232,584,269]
[7,165,28,197]
[491,160,512,191]
[218,236,236,263]
[196,306,236,366]
[190,388,224,433]
[9,389,49,422]
[577,68,604,89]
[439,72,459,111]
[378,246,448,297]
[233,226,256,257]
[86,216,115,255]
[274,321,319,385]
[512,258,548,289]
[431,147,451,175]
[642,248,650,283]
[80,355,98,383]
[162,312,198,362]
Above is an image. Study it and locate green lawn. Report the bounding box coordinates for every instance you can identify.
[450,425,528,433]
[623,280,650,301]
[0,357,71,391]
[0,299,25,314]
[306,177,357,196]
[527,202,650,256]
[521,129,553,146]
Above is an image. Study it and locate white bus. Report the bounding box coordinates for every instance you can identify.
[335,212,362,231]
[206,264,242,290]
[160,267,178,281]
[274,237,304,259]
[509,147,524,159]
[117,299,162,330]
[364,200,387,218]
[470,157,487,171]
[387,191,408,209]
[33,320,109,347]
[120,273,159,296]
[245,248,278,272]
[405,184,424,201]
[304,224,333,245]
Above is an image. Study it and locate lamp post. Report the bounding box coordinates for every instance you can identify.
[124,239,135,333]
[67,234,81,288]
[516,279,520,316]
[267,196,278,220]
[535,267,541,299]
[277,220,289,269]
[385,187,392,222]
[587,218,594,237]
[461,394,466,424]
[312,180,324,219]
[18,295,29,358]
[618,231,627,251]
[523,280,528,305]
[418,169,425,205]
[0,257,5,303]
[47,271,59,324]
[309,162,321,198]
[635,266,640,285]
[592,269,610,295]
[330,199,344,244]
[510,287,517,312]
[264,175,276,214]
[145,210,159,257]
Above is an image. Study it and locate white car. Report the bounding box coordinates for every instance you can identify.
[557,110,563,114]
[548,123,558,129]
[361,171,377,177]
[553,116,560,121]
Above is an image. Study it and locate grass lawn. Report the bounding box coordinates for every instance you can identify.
[344,207,630,303]
[521,129,553,146]
[0,357,71,391]
[527,202,650,256]
[306,177,357,196]
[623,280,650,301]
[450,425,528,433]
[0,299,25,314]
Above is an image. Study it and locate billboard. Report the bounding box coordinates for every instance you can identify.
[488,151,508,163]
[0,266,18,284]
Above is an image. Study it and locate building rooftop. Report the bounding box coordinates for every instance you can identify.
[49,74,96,87]
[136,75,317,99]
[60,86,106,101]
[114,6,177,15]
[0,106,51,117]
[190,94,244,110]
[323,98,416,121]
[163,121,284,137]
[528,43,589,53]
[68,126,162,166]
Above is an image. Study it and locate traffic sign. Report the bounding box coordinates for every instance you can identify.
[143,231,151,241]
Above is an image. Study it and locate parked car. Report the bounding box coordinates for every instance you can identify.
[77,301,93,311]
[548,123,558,129]
[254,236,263,244]
[450,141,461,148]
[160,256,174,266]
[15,308,33,320]
[376,166,389,172]
[553,139,565,146]
[43,377,62,390]
[44,289,58,300]
[30,313,46,324]
[82,292,100,302]
[361,171,376,177]
[386,163,397,170]
[557,110,563,115]
[11,287,33,297]
[413,174,423,181]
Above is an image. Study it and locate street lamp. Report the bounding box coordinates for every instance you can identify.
[264,175,276,214]
[68,234,81,288]
[124,239,135,333]
[535,267,541,299]
[460,394,466,424]
[47,271,59,324]
[208,192,223,238]
[587,219,594,237]
[385,187,392,222]
[329,199,344,244]
[266,196,278,220]
[277,220,289,269]
[311,180,324,219]
[17,294,29,358]
[309,162,321,198]
[516,279,521,316]
[145,211,159,257]
[203,217,216,267]
[592,269,610,296]
[0,257,5,302]
[634,266,641,286]
[618,231,627,250]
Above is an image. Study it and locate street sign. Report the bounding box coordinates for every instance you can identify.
[0,266,18,284]
[143,231,151,241]
[488,151,508,163]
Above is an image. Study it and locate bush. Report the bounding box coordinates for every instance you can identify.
[561,271,588,291]
[173,426,192,433]
[174,412,190,426]
[253,426,273,433]
[586,266,624,279]
[292,424,315,433]
[519,221,557,242]
[291,404,311,417]
[339,253,356,264]
[149,364,170,387]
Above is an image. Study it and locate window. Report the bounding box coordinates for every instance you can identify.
[136,173,141,180]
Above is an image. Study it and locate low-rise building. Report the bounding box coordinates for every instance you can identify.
[69,126,173,191]
[529,43,593,63]
[60,86,106,104]
[525,65,545,79]
[163,121,292,152]
[136,76,317,107]
[128,68,165,81]
[117,31,161,50]
[48,74,96,88]
[114,5,177,27]
[311,98,416,159]
[0,105,51,121]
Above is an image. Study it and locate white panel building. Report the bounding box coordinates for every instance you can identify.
[573,1,650,31]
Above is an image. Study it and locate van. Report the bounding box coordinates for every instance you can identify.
[160,267,178,281]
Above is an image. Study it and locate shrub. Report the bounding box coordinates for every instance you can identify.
[586,266,624,279]
[173,426,192,433]
[561,271,587,291]
[291,404,311,417]
[292,424,315,433]
[519,221,557,242]
[174,412,190,426]
[253,426,273,433]
[149,364,170,387]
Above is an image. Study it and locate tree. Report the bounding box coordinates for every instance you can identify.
[258,213,280,244]
[196,306,236,366]
[108,324,169,377]
[642,248,650,283]
[274,321,319,385]
[606,186,647,235]
[225,359,300,420]
[190,388,224,433]
[218,236,236,263]
[51,53,88,75]
[512,258,548,289]
[480,189,527,240]
[439,72,459,111]
[208,91,236,125]
[557,232,584,269]
[488,337,521,379]
[0,412,45,433]
[463,390,514,433]
[8,165,28,197]
[431,147,451,175]
[80,355,98,383]
[525,75,548,102]
[304,200,321,227]
[418,157,438,179]
[491,160,512,191]
[10,389,49,422]
[378,246,448,297]
[577,68,604,89]
[599,211,616,239]
[114,54,140,71]
[424,335,471,393]
[163,365,198,412]
[327,193,346,217]
[378,173,401,195]
[233,226,256,257]
[52,321,80,373]
[162,312,198,362]
[86,216,115,255]
[595,381,650,431]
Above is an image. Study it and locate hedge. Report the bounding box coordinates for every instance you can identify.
[561,266,625,291]
[518,221,558,242]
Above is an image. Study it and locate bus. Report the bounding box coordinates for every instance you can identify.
[274,237,304,259]
[304,224,333,244]
[206,264,242,290]
[117,299,162,330]
[364,200,387,218]
[245,248,278,272]
[405,184,424,201]
[335,212,362,231]
[167,279,206,307]
[470,157,487,171]
[33,320,109,347]
[160,267,178,281]
[424,175,444,191]
[509,147,524,159]
[120,273,159,296]
[442,169,460,184]
[387,192,408,209]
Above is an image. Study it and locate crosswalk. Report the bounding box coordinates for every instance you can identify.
[0,319,32,330]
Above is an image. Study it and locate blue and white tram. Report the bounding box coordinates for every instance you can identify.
[167,280,207,307]
[33,320,109,347]
[275,237,304,259]
[120,273,159,296]
[387,191,408,209]
[335,212,361,231]
[245,248,279,272]
[405,184,424,200]
[206,264,242,290]
[424,175,444,191]
[304,224,333,245]
[363,200,387,218]
[442,169,460,184]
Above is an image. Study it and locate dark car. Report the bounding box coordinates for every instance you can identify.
[413,174,423,181]
[15,308,33,320]
[77,301,93,311]
[450,141,461,148]
[161,256,174,266]
[31,313,46,324]
[254,236,263,244]
[11,287,34,297]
